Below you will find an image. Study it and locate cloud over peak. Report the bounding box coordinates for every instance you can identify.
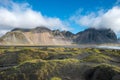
[0,0,69,36]
[71,6,120,34]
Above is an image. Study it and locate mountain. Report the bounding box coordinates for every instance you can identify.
[12,27,51,33]
[118,38,120,43]
[0,31,29,44]
[0,26,73,45]
[0,27,118,45]
[74,28,117,44]
[52,29,74,40]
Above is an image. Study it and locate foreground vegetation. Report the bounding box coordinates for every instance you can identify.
[0,46,120,80]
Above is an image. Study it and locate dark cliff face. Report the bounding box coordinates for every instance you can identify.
[74,28,117,44]
[61,31,74,38]
[52,30,63,36]
[118,38,120,43]
[52,30,74,39]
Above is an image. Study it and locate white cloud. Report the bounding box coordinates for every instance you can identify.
[0,0,69,36]
[71,6,120,34]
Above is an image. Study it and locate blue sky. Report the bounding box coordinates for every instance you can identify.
[14,0,115,18]
[0,0,120,36]
[22,0,117,33]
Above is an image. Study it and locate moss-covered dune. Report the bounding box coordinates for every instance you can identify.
[0,47,120,80]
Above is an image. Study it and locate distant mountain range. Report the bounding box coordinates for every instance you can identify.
[0,26,118,45]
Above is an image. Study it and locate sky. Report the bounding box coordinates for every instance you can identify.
[0,0,120,37]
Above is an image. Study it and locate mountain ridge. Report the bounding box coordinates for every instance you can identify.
[0,26,118,45]
[74,28,117,44]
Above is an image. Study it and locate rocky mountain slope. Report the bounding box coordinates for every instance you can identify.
[74,28,117,44]
[0,27,118,45]
[0,27,73,45]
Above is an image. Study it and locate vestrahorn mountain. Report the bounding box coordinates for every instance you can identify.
[73,28,117,44]
[0,26,118,45]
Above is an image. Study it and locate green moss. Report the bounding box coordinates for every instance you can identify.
[0,58,80,80]
[83,53,113,63]
[93,48,101,53]
[0,47,120,80]
[51,77,62,80]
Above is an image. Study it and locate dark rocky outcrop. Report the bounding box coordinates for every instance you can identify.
[84,65,120,80]
[31,26,51,33]
[12,28,31,32]
[12,26,51,33]
[61,31,74,39]
[52,30,74,40]
[74,28,117,44]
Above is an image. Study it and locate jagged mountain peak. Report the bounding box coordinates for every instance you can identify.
[74,28,117,44]
[83,28,112,32]
[11,28,31,32]
[12,26,52,33]
[61,30,74,38]
[0,27,118,45]
[1,27,72,45]
[32,26,51,33]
